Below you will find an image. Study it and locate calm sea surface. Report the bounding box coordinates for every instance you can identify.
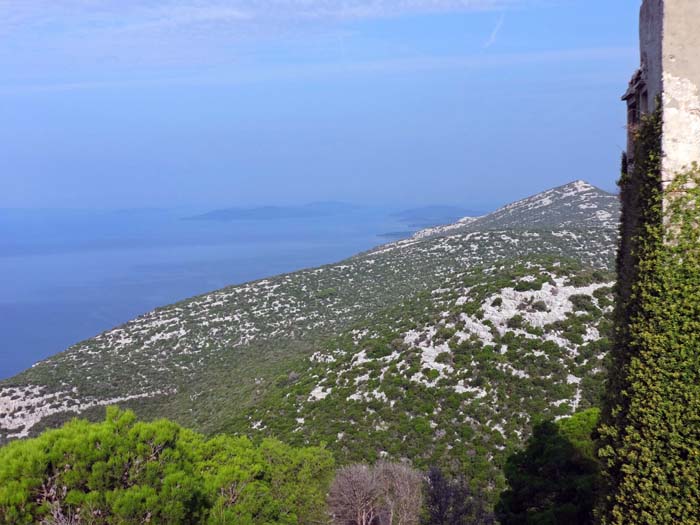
[0,208,408,379]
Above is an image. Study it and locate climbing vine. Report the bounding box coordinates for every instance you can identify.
[598,105,700,524]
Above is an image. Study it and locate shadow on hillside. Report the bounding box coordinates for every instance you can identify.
[495,420,599,525]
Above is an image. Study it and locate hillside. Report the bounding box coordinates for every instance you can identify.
[0,180,620,496]
[228,257,615,494]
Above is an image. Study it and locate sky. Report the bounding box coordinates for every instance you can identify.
[1,0,641,210]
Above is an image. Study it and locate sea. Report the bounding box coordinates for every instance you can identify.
[0,207,414,380]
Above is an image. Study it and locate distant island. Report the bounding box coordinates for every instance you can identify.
[184,202,361,221]
[186,203,485,228]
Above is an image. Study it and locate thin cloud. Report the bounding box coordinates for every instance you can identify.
[0,1,549,33]
[0,46,636,94]
[483,12,505,48]
[113,6,253,34]
[0,0,565,84]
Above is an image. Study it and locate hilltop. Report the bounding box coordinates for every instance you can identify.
[412,180,617,239]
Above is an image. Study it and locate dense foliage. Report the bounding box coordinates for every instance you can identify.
[599,106,700,523]
[0,408,334,525]
[496,409,600,525]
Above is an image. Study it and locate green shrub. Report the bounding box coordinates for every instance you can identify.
[507,315,524,330]
[423,369,440,382]
[569,295,598,315]
[316,287,337,299]
[434,352,452,365]
[531,300,548,312]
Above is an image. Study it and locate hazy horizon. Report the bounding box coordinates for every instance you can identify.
[3,1,637,210]
[1,176,614,212]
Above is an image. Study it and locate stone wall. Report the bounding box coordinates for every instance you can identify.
[660,0,700,186]
[634,0,700,186]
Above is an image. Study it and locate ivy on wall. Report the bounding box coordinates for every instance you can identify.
[598,106,700,524]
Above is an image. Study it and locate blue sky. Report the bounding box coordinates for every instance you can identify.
[1,0,641,209]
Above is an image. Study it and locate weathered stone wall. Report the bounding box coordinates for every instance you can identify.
[660,0,700,186]
[638,0,700,185]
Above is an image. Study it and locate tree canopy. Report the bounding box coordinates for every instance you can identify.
[0,408,334,525]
